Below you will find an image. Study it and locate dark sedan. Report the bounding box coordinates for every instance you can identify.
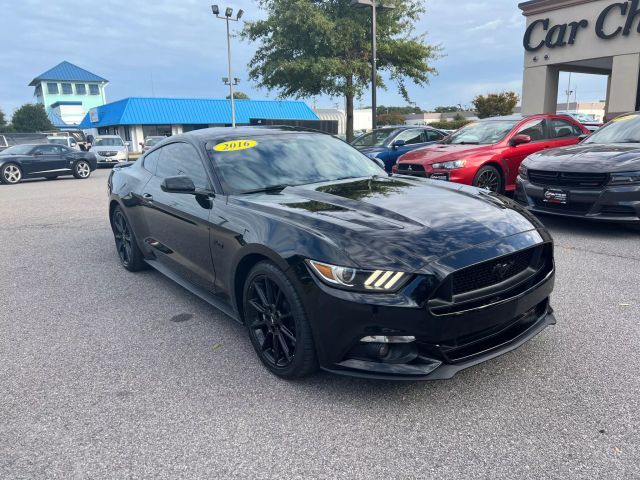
[0,144,97,184]
[108,127,556,380]
[516,112,640,226]
[351,126,447,172]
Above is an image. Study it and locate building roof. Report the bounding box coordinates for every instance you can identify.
[519,0,600,16]
[47,109,70,128]
[29,61,108,86]
[78,97,319,128]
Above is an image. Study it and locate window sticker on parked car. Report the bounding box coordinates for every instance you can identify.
[214,140,258,152]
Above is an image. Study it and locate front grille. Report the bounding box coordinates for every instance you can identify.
[600,205,638,217]
[528,170,609,189]
[397,164,425,173]
[452,248,535,296]
[100,151,118,157]
[533,198,593,214]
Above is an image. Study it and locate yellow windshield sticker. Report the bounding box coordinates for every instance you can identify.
[214,140,257,152]
[612,115,638,123]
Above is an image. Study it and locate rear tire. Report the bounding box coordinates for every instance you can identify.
[1,163,22,185]
[73,160,91,179]
[243,261,318,379]
[111,206,147,272]
[473,165,503,193]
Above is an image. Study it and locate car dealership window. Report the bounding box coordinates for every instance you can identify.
[156,142,210,189]
[76,84,86,95]
[47,83,59,94]
[517,119,546,141]
[394,129,425,145]
[89,84,100,95]
[549,119,582,139]
[61,83,72,95]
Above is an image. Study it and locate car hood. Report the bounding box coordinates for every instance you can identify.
[524,143,640,173]
[233,177,542,271]
[398,143,493,164]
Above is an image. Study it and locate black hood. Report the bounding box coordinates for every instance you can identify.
[524,143,640,173]
[233,177,543,271]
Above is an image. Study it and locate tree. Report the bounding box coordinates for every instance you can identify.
[377,105,423,116]
[226,91,251,100]
[377,112,405,126]
[472,92,519,119]
[434,105,460,113]
[242,0,441,141]
[0,108,6,131]
[11,103,54,132]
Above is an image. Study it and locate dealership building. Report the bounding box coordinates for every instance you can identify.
[520,0,640,120]
[78,97,318,151]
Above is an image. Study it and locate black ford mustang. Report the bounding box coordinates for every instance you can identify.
[0,144,97,184]
[108,127,556,380]
[516,112,640,225]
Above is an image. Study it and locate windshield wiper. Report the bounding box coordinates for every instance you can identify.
[241,184,289,195]
[615,140,640,144]
[454,141,480,145]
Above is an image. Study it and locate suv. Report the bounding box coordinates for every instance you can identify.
[90,135,130,166]
[393,114,590,193]
[48,136,81,150]
[351,126,447,172]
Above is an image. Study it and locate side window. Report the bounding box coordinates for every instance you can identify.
[550,119,581,139]
[155,143,210,189]
[33,145,59,155]
[426,130,444,142]
[516,119,546,142]
[143,149,161,175]
[0,136,7,148]
[394,129,424,145]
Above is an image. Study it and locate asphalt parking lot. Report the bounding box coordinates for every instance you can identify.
[1,169,639,479]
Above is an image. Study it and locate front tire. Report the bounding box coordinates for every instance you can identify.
[473,165,503,193]
[111,206,147,272]
[243,261,318,379]
[73,160,91,179]
[1,163,22,185]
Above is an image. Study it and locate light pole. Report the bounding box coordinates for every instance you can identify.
[351,0,394,131]
[212,5,244,127]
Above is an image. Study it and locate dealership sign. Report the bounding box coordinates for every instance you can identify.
[524,0,640,51]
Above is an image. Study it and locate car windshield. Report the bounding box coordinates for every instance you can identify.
[444,120,518,145]
[0,145,34,155]
[209,133,384,194]
[145,137,163,146]
[583,114,640,144]
[351,128,396,147]
[93,137,124,147]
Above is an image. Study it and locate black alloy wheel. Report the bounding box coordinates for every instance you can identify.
[111,207,146,271]
[244,262,318,378]
[473,165,503,193]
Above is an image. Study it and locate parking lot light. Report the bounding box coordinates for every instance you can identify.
[212,5,245,127]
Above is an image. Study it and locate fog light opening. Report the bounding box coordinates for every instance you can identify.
[360,335,416,344]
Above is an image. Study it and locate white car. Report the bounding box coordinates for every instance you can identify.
[90,135,130,166]
[47,136,81,150]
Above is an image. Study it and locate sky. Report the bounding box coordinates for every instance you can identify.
[0,0,608,118]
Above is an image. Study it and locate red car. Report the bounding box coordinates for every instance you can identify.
[392,114,591,193]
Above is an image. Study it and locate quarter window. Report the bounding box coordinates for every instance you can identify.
[155,142,210,189]
[549,119,582,139]
[47,83,59,94]
[143,149,161,175]
[61,83,72,94]
[89,84,100,95]
[76,84,86,95]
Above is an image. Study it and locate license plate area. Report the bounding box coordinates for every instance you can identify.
[430,173,449,181]
[543,188,568,204]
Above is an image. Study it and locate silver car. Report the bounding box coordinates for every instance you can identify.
[90,135,129,165]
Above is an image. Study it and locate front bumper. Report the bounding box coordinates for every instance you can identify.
[96,154,129,165]
[515,176,640,223]
[295,231,556,380]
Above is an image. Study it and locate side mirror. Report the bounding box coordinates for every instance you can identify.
[509,134,531,146]
[392,139,407,149]
[161,176,196,194]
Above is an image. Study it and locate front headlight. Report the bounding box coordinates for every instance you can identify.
[306,260,409,292]
[431,159,466,170]
[609,171,640,185]
[518,164,528,179]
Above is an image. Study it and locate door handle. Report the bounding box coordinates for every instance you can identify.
[142,193,153,201]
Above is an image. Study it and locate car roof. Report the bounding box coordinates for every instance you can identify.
[95,135,122,138]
